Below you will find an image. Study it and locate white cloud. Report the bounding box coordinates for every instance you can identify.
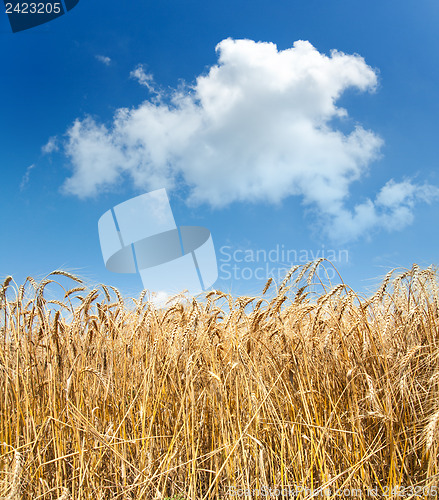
[60,38,438,242]
[96,55,111,66]
[42,136,59,154]
[146,290,190,309]
[129,64,162,97]
[325,179,439,242]
[130,65,153,87]
[20,164,35,191]
[64,118,126,196]
[375,179,438,208]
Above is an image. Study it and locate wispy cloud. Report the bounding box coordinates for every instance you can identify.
[60,38,438,242]
[20,164,35,191]
[129,64,161,96]
[42,136,59,154]
[95,55,111,66]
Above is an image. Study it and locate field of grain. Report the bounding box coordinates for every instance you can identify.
[1,259,439,499]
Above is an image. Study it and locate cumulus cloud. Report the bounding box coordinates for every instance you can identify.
[326,179,439,242]
[96,55,111,66]
[60,38,438,242]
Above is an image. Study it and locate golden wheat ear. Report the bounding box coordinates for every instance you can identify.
[2,263,439,496]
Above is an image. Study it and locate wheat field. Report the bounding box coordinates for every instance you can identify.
[1,259,439,499]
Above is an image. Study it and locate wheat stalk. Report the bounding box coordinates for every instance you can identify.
[6,450,22,500]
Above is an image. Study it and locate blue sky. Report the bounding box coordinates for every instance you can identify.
[1,0,439,299]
